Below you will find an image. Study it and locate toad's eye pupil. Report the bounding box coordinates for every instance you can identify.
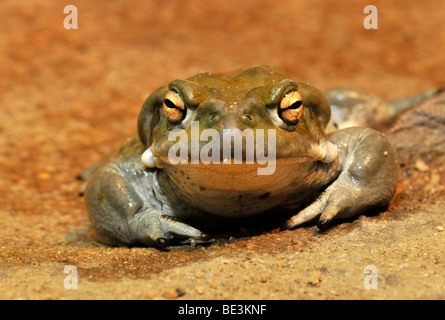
[288,101,302,109]
[164,99,176,108]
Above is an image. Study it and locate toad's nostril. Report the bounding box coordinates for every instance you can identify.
[237,98,265,127]
[197,99,225,126]
[241,112,258,127]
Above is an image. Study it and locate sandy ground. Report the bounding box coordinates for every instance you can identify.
[0,0,444,300]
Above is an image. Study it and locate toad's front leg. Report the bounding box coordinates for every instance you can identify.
[84,157,208,247]
[284,127,399,231]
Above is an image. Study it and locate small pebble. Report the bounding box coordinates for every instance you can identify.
[162,287,185,299]
[437,226,443,232]
[195,286,205,295]
[145,289,157,300]
[309,271,322,286]
[415,159,429,172]
[194,270,204,279]
[259,275,268,283]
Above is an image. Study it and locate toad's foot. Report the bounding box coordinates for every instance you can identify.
[85,159,209,248]
[283,127,399,232]
[129,209,210,247]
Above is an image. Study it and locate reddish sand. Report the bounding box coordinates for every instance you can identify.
[0,0,444,299]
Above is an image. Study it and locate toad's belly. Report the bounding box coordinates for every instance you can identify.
[161,159,339,218]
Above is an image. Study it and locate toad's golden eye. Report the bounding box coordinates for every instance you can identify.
[278,90,303,126]
[163,90,186,124]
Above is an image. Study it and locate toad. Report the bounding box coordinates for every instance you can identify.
[82,65,433,247]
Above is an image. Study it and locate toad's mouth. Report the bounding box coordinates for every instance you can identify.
[142,146,279,175]
[143,119,338,174]
[141,134,338,176]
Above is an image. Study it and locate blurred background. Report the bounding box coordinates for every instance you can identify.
[2,0,444,153]
[2,0,444,178]
[2,0,444,151]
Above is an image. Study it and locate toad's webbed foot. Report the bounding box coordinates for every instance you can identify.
[284,127,398,231]
[85,159,209,247]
